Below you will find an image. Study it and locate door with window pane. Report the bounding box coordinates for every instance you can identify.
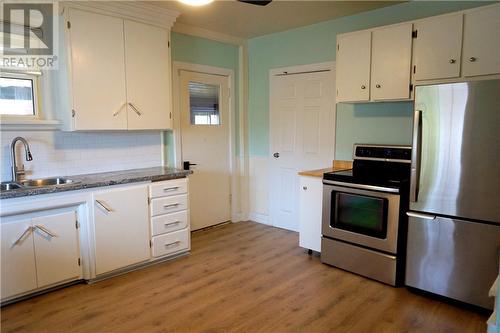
[179,70,231,230]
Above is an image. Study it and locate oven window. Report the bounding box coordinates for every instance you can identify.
[331,192,388,239]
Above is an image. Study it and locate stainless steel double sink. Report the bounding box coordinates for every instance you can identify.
[0,178,77,191]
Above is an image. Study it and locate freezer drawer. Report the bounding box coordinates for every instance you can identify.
[405,214,500,309]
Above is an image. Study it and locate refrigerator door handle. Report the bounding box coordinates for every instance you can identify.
[410,110,422,202]
[406,211,436,220]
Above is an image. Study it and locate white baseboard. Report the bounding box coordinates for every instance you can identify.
[248,212,271,225]
[231,212,247,222]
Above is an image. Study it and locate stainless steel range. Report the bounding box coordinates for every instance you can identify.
[321,144,411,286]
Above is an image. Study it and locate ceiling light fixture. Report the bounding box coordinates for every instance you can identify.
[178,0,214,6]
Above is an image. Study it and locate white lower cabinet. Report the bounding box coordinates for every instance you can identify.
[93,185,150,275]
[152,229,189,258]
[1,209,80,301]
[298,176,323,252]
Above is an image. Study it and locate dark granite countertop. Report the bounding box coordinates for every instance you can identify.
[1,167,192,200]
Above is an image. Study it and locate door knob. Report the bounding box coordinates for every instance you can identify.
[360,85,366,90]
[183,161,197,170]
[449,59,456,64]
[375,84,381,88]
[273,152,280,158]
[469,57,477,62]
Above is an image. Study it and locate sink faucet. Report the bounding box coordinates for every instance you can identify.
[10,137,33,183]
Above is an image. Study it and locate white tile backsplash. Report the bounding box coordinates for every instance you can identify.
[1,130,163,182]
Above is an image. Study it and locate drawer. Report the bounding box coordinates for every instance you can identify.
[150,178,188,199]
[151,210,189,236]
[152,229,189,258]
[151,195,188,216]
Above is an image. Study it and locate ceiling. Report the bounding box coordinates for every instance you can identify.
[153,1,404,39]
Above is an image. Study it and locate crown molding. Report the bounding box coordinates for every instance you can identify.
[172,23,246,46]
[60,1,180,29]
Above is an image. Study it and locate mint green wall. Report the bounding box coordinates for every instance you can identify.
[165,32,240,166]
[247,1,493,158]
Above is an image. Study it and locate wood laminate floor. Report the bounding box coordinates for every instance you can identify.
[1,221,488,333]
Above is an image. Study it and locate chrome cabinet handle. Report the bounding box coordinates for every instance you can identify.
[164,221,180,227]
[273,152,280,158]
[469,57,477,62]
[163,186,179,192]
[35,225,58,237]
[163,203,179,209]
[410,110,422,202]
[449,59,456,64]
[406,212,436,220]
[361,85,366,89]
[164,241,181,248]
[95,199,113,212]
[375,84,381,88]
[303,186,307,190]
[12,226,33,246]
[113,103,126,117]
[128,103,142,116]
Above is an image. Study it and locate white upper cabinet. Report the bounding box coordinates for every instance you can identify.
[371,23,413,101]
[336,31,371,102]
[124,21,172,130]
[69,9,128,130]
[58,4,178,131]
[413,14,463,81]
[462,5,500,77]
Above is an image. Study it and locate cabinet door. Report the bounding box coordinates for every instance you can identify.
[1,220,37,299]
[371,24,413,100]
[414,14,463,81]
[124,21,171,130]
[463,5,500,77]
[298,176,323,252]
[32,211,81,288]
[93,186,150,275]
[69,9,127,130]
[336,31,371,102]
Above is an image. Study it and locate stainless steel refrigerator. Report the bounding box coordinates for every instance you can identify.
[405,79,500,310]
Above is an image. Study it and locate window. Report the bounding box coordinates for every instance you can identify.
[0,74,38,117]
[189,81,220,125]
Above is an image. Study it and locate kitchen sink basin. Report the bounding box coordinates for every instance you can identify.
[0,183,22,191]
[21,177,76,187]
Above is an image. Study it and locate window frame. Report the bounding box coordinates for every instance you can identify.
[0,70,42,122]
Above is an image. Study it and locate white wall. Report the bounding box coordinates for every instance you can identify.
[1,130,163,182]
[248,155,270,225]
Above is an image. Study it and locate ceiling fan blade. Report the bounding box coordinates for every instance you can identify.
[238,0,272,6]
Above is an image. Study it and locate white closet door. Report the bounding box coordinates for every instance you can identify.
[463,5,500,76]
[413,14,463,81]
[371,24,413,100]
[1,220,37,299]
[33,211,81,288]
[69,8,127,130]
[336,31,371,102]
[124,20,171,130]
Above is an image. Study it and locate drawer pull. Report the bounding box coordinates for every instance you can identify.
[164,221,181,227]
[163,186,180,192]
[164,203,180,209]
[164,241,181,248]
[13,226,33,246]
[35,225,58,238]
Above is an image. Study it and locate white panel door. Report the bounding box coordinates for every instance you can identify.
[32,211,81,288]
[93,186,150,275]
[69,8,127,130]
[413,14,463,81]
[270,69,335,231]
[463,5,500,77]
[124,20,172,130]
[336,31,371,102]
[1,220,37,299]
[371,24,413,100]
[179,71,231,231]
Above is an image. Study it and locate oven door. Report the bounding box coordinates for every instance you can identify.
[322,181,401,254]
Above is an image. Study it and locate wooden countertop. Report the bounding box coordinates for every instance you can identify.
[298,160,353,178]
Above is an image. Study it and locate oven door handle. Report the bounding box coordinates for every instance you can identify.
[322,180,400,194]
